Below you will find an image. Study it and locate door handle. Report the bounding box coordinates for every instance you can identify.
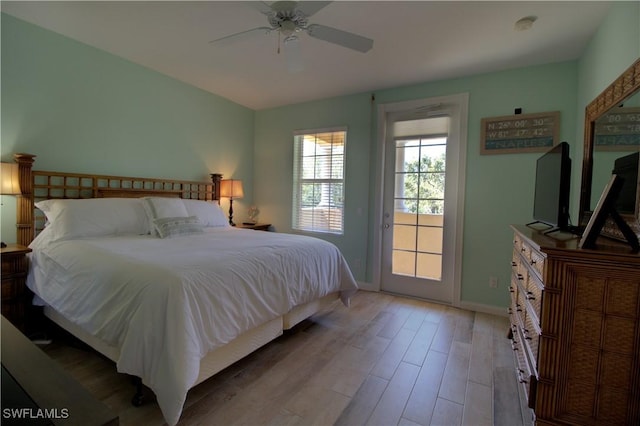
[384,223,390,229]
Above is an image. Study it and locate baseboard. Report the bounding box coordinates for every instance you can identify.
[355,280,378,292]
[459,300,508,317]
[353,282,508,317]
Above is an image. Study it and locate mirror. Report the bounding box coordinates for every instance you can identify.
[580,57,640,241]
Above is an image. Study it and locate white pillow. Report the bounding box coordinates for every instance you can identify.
[142,197,190,236]
[153,216,204,238]
[29,225,57,250]
[182,199,229,227]
[142,197,189,219]
[35,198,150,241]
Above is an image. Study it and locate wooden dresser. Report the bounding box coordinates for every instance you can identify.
[509,225,640,425]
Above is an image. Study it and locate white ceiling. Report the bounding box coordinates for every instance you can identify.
[2,1,611,110]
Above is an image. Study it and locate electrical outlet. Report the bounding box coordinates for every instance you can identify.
[489,276,498,288]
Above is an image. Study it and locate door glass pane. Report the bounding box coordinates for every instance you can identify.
[393,224,416,251]
[392,250,416,277]
[416,253,442,280]
[417,226,443,254]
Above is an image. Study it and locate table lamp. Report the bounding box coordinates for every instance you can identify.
[1,162,21,248]
[219,179,244,226]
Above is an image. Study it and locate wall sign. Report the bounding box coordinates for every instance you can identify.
[480,111,560,154]
[594,106,640,151]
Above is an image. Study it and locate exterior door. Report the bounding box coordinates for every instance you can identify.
[378,94,467,304]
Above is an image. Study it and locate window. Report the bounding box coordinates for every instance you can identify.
[292,128,346,234]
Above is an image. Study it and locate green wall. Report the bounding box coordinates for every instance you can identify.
[1,13,255,243]
[254,94,373,280]
[254,62,578,309]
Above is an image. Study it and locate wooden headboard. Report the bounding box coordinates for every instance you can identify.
[14,153,222,246]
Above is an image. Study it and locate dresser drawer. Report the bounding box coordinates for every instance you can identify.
[508,280,518,315]
[522,312,540,370]
[511,326,537,409]
[518,239,545,278]
[524,272,543,325]
[513,233,524,255]
[528,248,545,280]
[515,282,528,328]
[2,256,27,276]
[2,278,26,301]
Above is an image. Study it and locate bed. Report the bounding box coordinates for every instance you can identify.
[13,153,358,425]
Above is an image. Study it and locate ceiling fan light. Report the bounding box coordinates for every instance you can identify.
[284,35,299,44]
[515,16,537,31]
[280,20,296,37]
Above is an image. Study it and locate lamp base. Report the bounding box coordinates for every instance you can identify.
[228,199,235,226]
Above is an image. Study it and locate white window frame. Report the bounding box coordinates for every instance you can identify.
[292,127,347,234]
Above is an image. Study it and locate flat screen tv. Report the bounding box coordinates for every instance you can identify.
[531,141,571,232]
[612,151,639,214]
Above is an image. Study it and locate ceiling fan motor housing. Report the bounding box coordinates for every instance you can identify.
[267,1,309,35]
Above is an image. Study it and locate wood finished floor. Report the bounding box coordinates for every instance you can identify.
[41,291,527,426]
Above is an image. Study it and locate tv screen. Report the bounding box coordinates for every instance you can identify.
[532,141,571,231]
[612,151,639,214]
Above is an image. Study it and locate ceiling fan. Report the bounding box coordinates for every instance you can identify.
[209,1,374,55]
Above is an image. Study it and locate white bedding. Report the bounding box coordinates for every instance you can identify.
[27,227,358,425]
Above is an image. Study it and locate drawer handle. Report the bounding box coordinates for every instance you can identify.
[511,261,517,267]
[517,274,524,280]
[526,292,535,300]
[530,259,536,265]
[509,286,515,293]
[519,378,528,384]
[521,247,526,252]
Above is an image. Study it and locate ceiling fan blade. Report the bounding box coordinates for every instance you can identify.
[283,36,304,73]
[307,24,373,53]
[296,1,332,17]
[245,1,274,15]
[209,27,272,46]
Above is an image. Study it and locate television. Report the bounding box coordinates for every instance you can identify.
[531,141,571,232]
[612,151,639,214]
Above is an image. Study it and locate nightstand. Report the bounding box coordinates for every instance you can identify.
[1,244,32,333]
[237,223,272,231]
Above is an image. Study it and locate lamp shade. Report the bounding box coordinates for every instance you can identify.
[219,179,244,199]
[0,162,21,195]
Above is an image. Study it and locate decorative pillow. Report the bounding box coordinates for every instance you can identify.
[182,199,229,227]
[153,216,204,238]
[141,197,190,235]
[35,198,150,241]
